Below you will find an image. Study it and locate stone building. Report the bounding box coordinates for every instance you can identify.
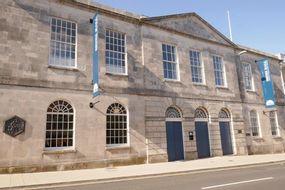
[0,0,285,173]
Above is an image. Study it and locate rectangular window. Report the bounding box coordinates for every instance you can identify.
[270,111,279,136]
[49,18,76,68]
[190,50,203,83]
[250,110,260,137]
[162,44,178,80]
[281,68,285,94]
[243,63,254,91]
[105,30,126,74]
[213,56,225,86]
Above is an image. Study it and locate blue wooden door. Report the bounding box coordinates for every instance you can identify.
[166,121,184,161]
[219,121,233,155]
[195,121,211,158]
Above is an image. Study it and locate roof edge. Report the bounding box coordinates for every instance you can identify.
[142,12,237,48]
[142,12,196,21]
[237,44,281,61]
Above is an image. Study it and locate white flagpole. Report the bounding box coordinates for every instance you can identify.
[227,10,233,41]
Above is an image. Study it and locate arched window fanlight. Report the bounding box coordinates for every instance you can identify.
[166,107,181,118]
[194,108,208,119]
[107,103,127,114]
[219,109,230,119]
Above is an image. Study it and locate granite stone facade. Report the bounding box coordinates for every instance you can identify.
[0,0,285,173]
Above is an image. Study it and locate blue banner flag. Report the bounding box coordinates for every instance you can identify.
[92,13,99,97]
[257,59,276,108]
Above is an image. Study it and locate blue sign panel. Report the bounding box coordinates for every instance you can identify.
[257,59,276,108]
[92,13,99,97]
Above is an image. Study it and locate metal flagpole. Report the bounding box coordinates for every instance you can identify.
[227,10,233,41]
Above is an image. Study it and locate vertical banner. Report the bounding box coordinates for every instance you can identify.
[257,59,276,108]
[92,13,100,97]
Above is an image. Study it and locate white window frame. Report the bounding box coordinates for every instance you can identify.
[106,103,129,148]
[243,63,255,91]
[249,110,261,137]
[162,43,179,81]
[213,55,227,87]
[105,29,127,75]
[280,64,285,95]
[49,17,77,69]
[190,50,205,85]
[269,111,280,137]
[45,100,75,151]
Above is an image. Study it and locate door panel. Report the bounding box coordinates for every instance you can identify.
[219,121,233,155]
[166,121,184,161]
[195,121,211,158]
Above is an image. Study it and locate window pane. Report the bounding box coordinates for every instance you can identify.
[250,110,259,136]
[106,103,128,145]
[162,44,177,80]
[190,51,203,83]
[243,63,253,90]
[213,56,225,86]
[270,111,278,136]
[105,30,126,74]
[45,101,74,148]
[49,18,76,68]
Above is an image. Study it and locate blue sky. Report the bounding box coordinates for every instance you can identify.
[95,0,284,54]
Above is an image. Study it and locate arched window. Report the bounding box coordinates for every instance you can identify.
[269,111,279,136]
[219,109,230,119]
[194,107,208,119]
[166,107,181,118]
[249,110,260,137]
[45,100,74,148]
[106,103,128,146]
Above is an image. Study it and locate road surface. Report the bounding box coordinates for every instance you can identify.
[48,163,285,190]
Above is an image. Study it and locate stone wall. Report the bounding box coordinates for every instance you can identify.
[0,85,146,172]
[239,52,285,154]
[145,96,248,162]
[0,0,285,173]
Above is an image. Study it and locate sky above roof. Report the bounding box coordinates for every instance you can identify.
[95,0,284,55]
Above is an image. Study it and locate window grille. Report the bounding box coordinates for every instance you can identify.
[213,56,225,86]
[166,107,181,118]
[219,109,230,119]
[243,63,254,90]
[190,50,203,83]
[249,110,259,136]
[194,108,208,119]
[162,44,178,80]
[269,111,279,136]
[46,100,74,148]
[106,103,128,146]
[105,30,126,74]
[49,18,76,68]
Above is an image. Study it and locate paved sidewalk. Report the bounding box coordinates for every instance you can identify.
[1,153,285,189]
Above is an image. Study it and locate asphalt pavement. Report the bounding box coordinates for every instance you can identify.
[48,163,285,190]
[1,153,285,189]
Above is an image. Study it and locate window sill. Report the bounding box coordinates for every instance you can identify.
[164,79,181,83]
[48,65,79,71]
[193,82,207,86]
[273,136,283,141]
[105,72,128,77]
[42,148,77,155]
[252,137,264,142]
[246,89,256,93]
[106,145,130,150]
[216,86,229,90]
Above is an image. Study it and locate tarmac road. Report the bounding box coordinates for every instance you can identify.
[47,163,285,190]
